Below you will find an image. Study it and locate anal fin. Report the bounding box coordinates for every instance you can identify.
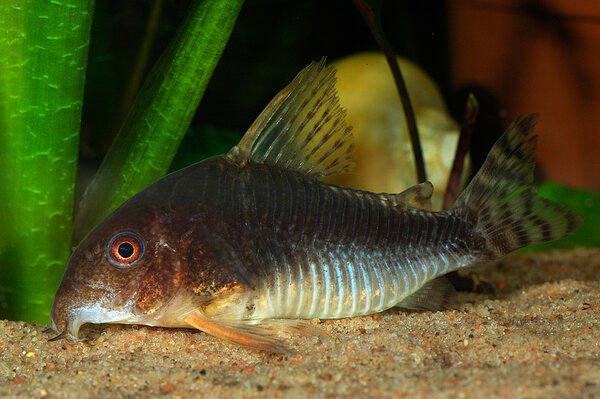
[397,276,456,311]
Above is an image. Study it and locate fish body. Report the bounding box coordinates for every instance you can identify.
[49,60,582,351]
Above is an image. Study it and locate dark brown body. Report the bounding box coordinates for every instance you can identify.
[53,154,485,335]
[167,156,487,320]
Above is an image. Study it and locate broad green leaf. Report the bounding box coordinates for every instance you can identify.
[0,1,94,322]
[72,0,245,244]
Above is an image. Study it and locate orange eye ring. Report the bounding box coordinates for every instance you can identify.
[107,232,145,267]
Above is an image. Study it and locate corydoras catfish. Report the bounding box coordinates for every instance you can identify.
[48,59,582,352]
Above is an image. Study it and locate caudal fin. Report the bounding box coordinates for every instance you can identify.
[453,115,583,258]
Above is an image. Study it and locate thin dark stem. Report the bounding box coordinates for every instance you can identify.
[114,0,165,132]
[353,0,427,183]
[443,93,479,209]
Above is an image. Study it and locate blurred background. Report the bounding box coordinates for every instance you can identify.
[82,0,599,189]
[83,0,450,171]
[79,0,599,249]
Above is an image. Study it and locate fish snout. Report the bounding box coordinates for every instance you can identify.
[49,276,138,342]
[49,279,82,340]
[49,270,105,340]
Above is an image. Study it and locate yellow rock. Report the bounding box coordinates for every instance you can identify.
[325,53,462,210]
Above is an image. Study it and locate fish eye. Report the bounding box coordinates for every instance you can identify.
[107,232,145,267]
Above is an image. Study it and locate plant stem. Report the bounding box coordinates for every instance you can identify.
[72,0,245,244]
[443,93,478,209]
[114,0,165,131]
[354,0,427,183]
[0,0,95,323]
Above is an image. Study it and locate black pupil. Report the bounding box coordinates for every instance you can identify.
[118,242,135,258]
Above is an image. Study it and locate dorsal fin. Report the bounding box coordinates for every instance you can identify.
[379,181,434,210]
[227,58,354,178]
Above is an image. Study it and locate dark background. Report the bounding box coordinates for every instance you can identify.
[81,0,452,169]
[76,0,599,265]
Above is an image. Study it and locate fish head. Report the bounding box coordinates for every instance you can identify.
[50,199,185,340]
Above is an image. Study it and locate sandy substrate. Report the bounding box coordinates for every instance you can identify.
[1,249,599,398]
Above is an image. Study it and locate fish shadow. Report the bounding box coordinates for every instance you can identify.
[453,250,600,300]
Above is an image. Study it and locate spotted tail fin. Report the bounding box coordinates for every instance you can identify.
[453,114,583,258]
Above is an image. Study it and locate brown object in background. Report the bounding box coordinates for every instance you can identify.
[449,0,600,190]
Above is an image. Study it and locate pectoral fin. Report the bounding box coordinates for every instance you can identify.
[184,310,293,353]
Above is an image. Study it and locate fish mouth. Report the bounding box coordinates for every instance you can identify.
[48,267,140,342]
[48,304,136,342]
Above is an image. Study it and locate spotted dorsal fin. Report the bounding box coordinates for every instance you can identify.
[227,58,354,178]
[379,181,434,210]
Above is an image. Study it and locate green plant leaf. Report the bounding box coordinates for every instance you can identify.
[0,0,95,323]
[72,0,245,244]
